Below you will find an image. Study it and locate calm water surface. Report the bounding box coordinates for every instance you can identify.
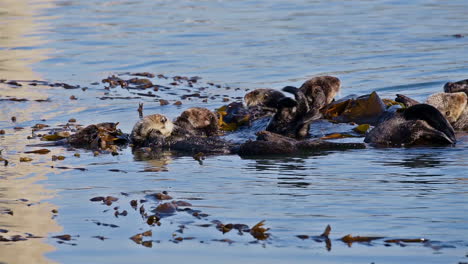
[1,0,467,263]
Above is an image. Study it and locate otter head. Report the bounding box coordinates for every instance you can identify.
[176,107,219,136]
[179,108,217,129]
[426,92,467,123]
[300,76,341,106]
[140,114,174,138]
[244,89,286,108]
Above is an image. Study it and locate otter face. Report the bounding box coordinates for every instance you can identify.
[174,107,219,136]
[426,92,467,123]
[179,107,218,129]
[300,76,341,105]
[244,89,285,108]
[244,89,262,107]
[138,114,174,138]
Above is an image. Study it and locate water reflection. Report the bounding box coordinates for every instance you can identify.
[0,167,61,264]
[132,149,172,172]
[0,0,51,81]
[378,150,447,169]
[247,157,308,172]
[0,1,62,264]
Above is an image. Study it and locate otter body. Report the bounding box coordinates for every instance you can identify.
[266,76,341,139]
[364,104,456,146]
[394,91,468,131]
[130,111,231,154]
[131,114,174,146]
[299,76,341,107]
[453,106,468,131]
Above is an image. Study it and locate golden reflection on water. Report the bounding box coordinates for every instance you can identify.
[1,0,62,263]
[0,0,53,80]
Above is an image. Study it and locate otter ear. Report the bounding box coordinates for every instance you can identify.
[282,86,299,95]
[277,97,297,109]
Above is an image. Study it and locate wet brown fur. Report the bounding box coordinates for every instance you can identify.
[173,107,219,137]
[266,76,341,139]
[131,114,174,145]
[244,89,286,108]
[426,92,467,123]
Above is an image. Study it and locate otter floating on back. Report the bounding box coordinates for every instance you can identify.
[364,104,456,146]
[131,109,232,154]
[395,91,468,131]
[131,114,174,146]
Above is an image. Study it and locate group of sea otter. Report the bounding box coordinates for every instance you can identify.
[122,76,467,156]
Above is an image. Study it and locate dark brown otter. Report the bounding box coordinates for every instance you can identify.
[266,76,342,139]
[173,107,219,137]
[244,88,286,109]
[364,104,456,146]
[395,94,420,107]
[395,92,468,131]
[299,76,341,107]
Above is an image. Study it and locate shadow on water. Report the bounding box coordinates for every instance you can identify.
[381,152,445,169]
[132,149,173,172]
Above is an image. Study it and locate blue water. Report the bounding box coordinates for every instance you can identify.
[1,0,467,263]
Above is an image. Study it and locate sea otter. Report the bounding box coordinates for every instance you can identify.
[426,92,467,123]
[244,88,286,109]
[131,112,232,154]
[265,87,312,139]
[131,114,174,146]
[394,92,468,131]
[299,76,341,107]
[364,104,456,146]
[173,107,219,137]
[265,76,341,139]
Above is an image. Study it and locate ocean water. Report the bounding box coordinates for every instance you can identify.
[0,0,467,263]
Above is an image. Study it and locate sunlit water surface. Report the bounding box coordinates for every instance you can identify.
[1,0,467,263]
